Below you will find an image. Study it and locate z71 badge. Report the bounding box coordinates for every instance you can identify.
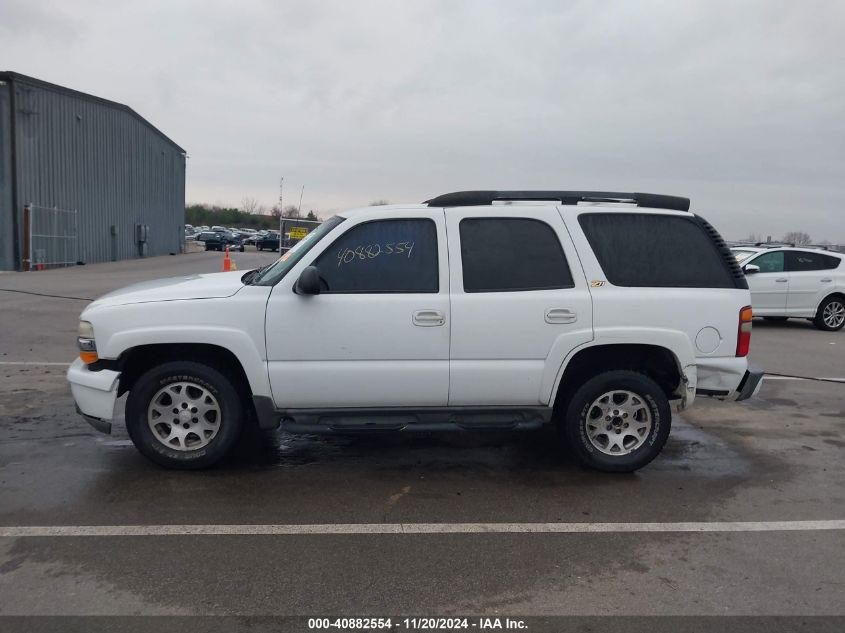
[590,280,606,287]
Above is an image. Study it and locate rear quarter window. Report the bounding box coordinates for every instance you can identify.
[578,213,736,288]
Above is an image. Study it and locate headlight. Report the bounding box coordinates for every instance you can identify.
[77,321,98,363]
[78,321,95,339]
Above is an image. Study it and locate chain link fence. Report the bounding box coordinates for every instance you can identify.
[22,204,79,271]
[279,218,321,252]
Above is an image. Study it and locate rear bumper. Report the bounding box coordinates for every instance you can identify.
[735,363,764,401]
[695,357,764,401]
[66,357,120,433]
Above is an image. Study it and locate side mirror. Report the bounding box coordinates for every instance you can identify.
[743,264,760,275]
[295,266,321,295]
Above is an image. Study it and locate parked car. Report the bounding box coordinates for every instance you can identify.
[256,232,281,251]
[240,233,261,247]
[731,245,844,331]
[197,230,244,252]
[67,190,762,471]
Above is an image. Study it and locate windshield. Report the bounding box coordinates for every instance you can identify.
[731,249,757,262]
[252,215,345,286]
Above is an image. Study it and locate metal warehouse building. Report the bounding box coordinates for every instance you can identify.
[0,72,185,271]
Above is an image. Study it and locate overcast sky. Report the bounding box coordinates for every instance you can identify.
[2,0,843,240]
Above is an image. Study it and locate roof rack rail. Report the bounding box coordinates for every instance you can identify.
[806,244,833,251]
[424,190,690,212]
[754,242,795,248]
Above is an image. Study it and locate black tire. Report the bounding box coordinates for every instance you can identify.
[814,295,845,331]
[763,317,788,322]
[125,361,244,469]
[561,370,671,473]
[239,245,245,252]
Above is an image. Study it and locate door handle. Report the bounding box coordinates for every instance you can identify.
[821,278,832,283]
[545,308,577,324]
[413,310,446,327]
[775,278,788,283]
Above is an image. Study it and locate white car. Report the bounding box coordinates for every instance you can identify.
[67,190,762,472]
[732,246,844,331]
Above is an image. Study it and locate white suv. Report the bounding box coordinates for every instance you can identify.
[731,246,844,331]
[67,191,763,472]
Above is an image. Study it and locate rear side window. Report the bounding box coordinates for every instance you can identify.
[313,218,438,293]
[786,251,841,271]
[459,218,574,292]
[578,213,734,288]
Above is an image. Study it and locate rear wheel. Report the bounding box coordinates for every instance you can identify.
[814,296,845,331]
[561,370,671,472]
[126,361,244,469]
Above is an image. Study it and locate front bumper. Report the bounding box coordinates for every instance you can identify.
[66,357,120,434]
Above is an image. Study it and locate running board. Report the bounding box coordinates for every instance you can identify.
[251,400,553,433]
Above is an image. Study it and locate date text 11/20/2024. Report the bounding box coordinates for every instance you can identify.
[308,617,528,630]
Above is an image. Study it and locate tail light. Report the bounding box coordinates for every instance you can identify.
[736,305,753,357]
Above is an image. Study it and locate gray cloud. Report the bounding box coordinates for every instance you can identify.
[2,0,843,241]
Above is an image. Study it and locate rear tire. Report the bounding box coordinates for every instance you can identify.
[561,370,671,472]
[126,361,244,469]
[763,317,788,322]
[814,296,845,331]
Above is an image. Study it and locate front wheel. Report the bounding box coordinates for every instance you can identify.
[561,370,671,472]
[814,296,845,331]
[125,361,244,469]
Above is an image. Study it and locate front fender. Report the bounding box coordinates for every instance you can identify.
[102,325,272,398]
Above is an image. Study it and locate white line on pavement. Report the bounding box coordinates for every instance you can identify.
[1,520,844,538]
[764,376,845,382]
[0,361,71,366]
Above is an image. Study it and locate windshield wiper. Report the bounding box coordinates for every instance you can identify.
[242,266,268,285]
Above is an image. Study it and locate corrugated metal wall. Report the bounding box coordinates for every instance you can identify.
[1,75,185,270]
[0,82,14,270]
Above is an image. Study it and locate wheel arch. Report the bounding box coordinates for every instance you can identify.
[816,291,845,313]
[116,343,254,409]
[550,343,686,414]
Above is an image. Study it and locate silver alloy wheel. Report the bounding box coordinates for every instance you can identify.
[822,301,845,329]
[585,390,653,456]
[147,381,221,451]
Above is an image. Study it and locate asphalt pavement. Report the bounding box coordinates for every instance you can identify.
[0,251,843,629]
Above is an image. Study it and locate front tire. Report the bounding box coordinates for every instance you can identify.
[561,370,671,472]
[125,361,244,469]
[814,296,845,331]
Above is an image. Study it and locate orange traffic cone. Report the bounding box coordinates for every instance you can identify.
[222,246,232,272]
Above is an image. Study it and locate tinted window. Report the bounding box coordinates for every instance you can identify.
[750,251,784,273]
[314,219,438,293]
[578,213,734,288]
[459,218,573,292]
[786,251,840,271]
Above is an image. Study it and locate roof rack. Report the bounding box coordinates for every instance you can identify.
[424,190,690,212]
[754,242,795,248]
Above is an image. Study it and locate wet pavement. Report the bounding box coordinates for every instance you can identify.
[0,252,844,621]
